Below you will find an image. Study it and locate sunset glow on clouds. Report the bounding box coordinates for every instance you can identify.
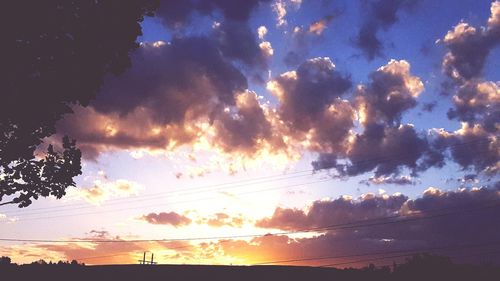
[1,0,499,267]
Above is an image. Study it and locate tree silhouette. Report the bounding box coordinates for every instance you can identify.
[0,256,12,265]
[0,0,158,207]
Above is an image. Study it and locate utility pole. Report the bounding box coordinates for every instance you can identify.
[138,252,157,265]
[138,252,146,264]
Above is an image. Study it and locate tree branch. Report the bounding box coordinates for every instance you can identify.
[0,200,15,207]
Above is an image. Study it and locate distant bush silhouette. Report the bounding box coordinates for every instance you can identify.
[0,256,12,265]
[0,1,158,208]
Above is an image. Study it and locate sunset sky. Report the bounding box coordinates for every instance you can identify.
[1,0,499,267]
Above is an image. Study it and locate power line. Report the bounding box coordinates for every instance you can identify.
[74,244,194,261]
[3,137,491,216]
[3,138,494,220]
[7,178,334,222]
[1,170,317,216]
[2,197,499,244]
[253,240,500,265]
[74,241,500,266]
[319,248,500,268]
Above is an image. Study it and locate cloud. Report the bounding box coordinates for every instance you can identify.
[56,38,278,158]
[0,213,17,224]
[6,187,500,265]
[256,192,408,230]
[421,101,437,113]
[360,175,417,186]
[155,0,270,73]
[213,20,268,69]
[156,0,271,27]
[259,41,274,57]
[139,212,192,227]
[272,0,302,27]
[212,91,283,154]
[354,0,419,60]
[55,50,491,178]
[311,60,442,177]
[312,124,446,177]
[196,213,247,228]
[447,80,499,133]
[268,57,352,133]
[308,14,335,35]
[257,25,268,39]
[437,1,500,175]
[432,123,499,174]
[231,186,500,265]
[267,57,357,159]
[355,60,424,126]
[441,1,500,82]
[67,178,142,205]
[343,124,434,177]
[199,0,272,22]
[2,230,203,265]
[88,230,110,239]
[93,38,246,120]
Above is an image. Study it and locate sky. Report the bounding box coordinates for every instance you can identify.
[1,0,499,267]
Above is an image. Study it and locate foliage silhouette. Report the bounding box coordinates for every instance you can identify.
[0,0,158,207]
[0,253,499,281]
[0,256,12,265]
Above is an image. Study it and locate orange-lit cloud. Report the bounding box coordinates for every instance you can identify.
[139,212,192,227]
[196,213,247,228]
[65,176,142,205]
[308,15,334,35]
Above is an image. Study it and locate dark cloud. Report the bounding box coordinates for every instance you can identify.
[355,60,423,126]
[341,124,435,177]
[422,101,437,112]
[236,187,500,265]
[140,211,192,227]
[442,2,500,82]
[446,80,499,133]
[311,60,444,177]
[311,153,340,171]
[197,0,271,22]
[438,2,499,175]
[354,0,419,60]
[155,0,196,27]
[155,0,270,71]
[442,25,494,81]
[88,230,110,239]
[213,20,267,68]
[433,124,499,174]
[313,123,445,177]
[256,193,408,230]
[56,38,279,158]
[155,0,271,27]
[213,92,283,154]
[93,37,246,120]
[270,57,352,131]
[268,57,355,154]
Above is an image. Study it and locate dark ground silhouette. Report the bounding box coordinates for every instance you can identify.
[1,254,500,281]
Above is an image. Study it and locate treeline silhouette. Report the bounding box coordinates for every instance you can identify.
[1,253,499,281]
